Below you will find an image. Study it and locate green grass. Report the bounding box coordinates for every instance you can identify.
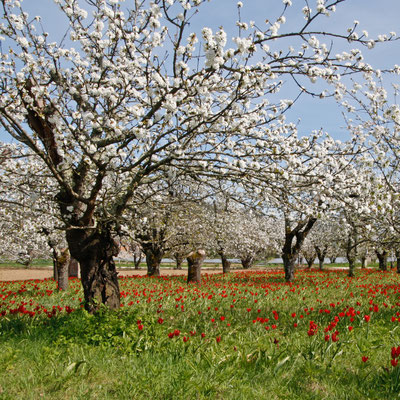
[1,269,400,399]
[0,259,53,269]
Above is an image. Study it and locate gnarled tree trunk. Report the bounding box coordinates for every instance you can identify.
[346,233,357,278]
[241,254,255,269]
[219,250,231,274]
[347,254,357,277]
[314,245,328,271]
[396,250,400,274]
[305,256,315,269]
[187,249,206,284]
[132,243,142,270]
[282,217,317,282]
[376,249,388,271]
[143,244,164,276]
[66,226,120,313]
[68,257,79,277]
[174,253,184,270]
[56,248,70,291]
[360,255,367,269]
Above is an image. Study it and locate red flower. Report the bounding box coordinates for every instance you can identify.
[362,356,368,363]
[348,326,353,332]
[332,332,339,342]
[183,336,189,343]
[220,316,225,321]
[364,315,371,323]
[324,335,330,342]
[216,336,221,343]
[201,333,206,338]
[391,359,398,367]
[391,346,400,359]
[173,329,180,337]
[137,324,144,330]
[157,317,164,324]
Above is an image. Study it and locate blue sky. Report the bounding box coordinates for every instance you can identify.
[1,0,400,142]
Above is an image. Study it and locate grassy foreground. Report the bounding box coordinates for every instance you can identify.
[1,269,400,399]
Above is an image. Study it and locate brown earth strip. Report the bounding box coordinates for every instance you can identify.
[0,268,228,282]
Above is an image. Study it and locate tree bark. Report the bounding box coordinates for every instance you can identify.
[305,256,315,269]
[360,255,369,269]
[56,248,70,291]
[314,245,328,271]
[241,254,255,269]
[346,232,357,278]
[133,252,142,270]
[348,255,356,277]
[132,243,142,270]
[143,244,163,276]
[66,225,120,313]
[68,257,79,277]
[174,253,184,270]
[53,257,58,281]
[187,249,206,284]
[329,256,337,264]
[282,217,317,282]
[396,250,400,274]
[376,250,388,271]
[219,251,231,273]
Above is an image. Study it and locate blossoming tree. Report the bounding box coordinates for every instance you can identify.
[0,0,397,310]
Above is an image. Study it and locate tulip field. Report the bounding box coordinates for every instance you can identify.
[1,269,400,399]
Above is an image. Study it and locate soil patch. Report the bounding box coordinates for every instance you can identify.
[0,267,230,282]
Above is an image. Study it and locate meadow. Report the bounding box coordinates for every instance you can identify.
[1,268,400,399]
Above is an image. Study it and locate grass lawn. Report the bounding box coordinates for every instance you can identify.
[1,268,400,399]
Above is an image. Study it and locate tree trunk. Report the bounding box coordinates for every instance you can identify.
[241,254,255,269]
[329,256,337,264]
[133,246,142,270]
[219,251,231,273]
[53,257,58,281]
[282,217,317,282]
[56,248,70,291]
[66,226,120,313]
[144,246,163,276]
[396,250,400,274]
[282,252,296,281]
[314,246,328,271]
[376,250,388,271]
[187,249,206,284]
[174,253,184,270]
[361,254,370,269]
[346,231,358,278]
[305,256,315,269]
[68,257,79,277]
[348,255,356,277]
